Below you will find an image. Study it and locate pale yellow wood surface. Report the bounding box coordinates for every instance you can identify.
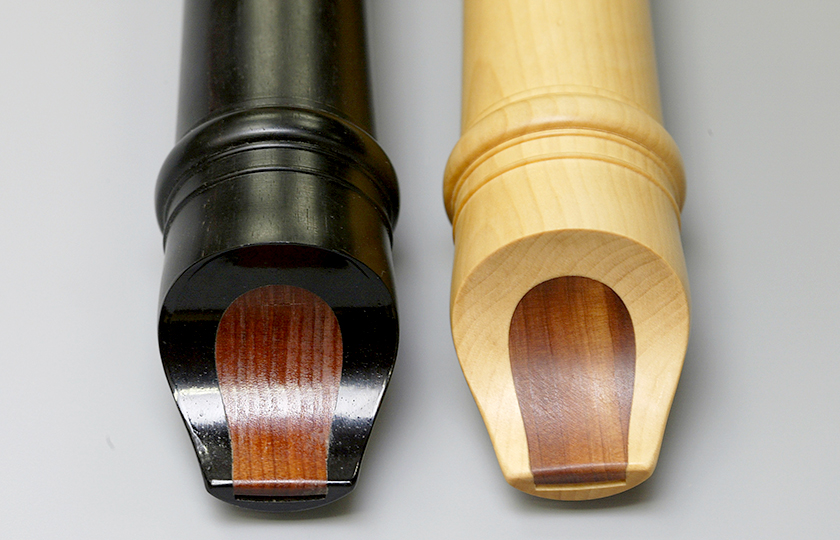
[444,0,690,500]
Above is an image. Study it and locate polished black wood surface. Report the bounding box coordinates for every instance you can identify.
[156,0,399,511]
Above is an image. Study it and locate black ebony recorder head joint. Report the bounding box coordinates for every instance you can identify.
[155,0,399,511]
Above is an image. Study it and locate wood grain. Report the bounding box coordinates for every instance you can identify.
[509,276,634,485]
[215,285,342,499]
[443,0,690,499]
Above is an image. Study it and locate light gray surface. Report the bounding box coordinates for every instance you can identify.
[0,1,837,538]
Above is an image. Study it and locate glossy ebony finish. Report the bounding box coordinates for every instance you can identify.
[155,0,398,511]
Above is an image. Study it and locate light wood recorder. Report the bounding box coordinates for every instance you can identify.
[444,0,690,500]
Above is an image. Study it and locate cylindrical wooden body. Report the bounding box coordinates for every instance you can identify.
[155,0,398,511]
[459,0,663,130]
[444,0,690,500]
[175,0,373,138]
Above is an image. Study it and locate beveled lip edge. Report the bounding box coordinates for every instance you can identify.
[503,463,654,501]
[158,242,399,513]
[205,480,355,512]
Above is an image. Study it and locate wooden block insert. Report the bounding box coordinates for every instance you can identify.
[509,276,635,485]
[215,285,343,499]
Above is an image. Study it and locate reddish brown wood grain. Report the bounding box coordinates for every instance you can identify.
[509,276,635,485]
[215,285,343,499]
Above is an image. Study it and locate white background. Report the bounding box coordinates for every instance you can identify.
[0,1,837,538]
